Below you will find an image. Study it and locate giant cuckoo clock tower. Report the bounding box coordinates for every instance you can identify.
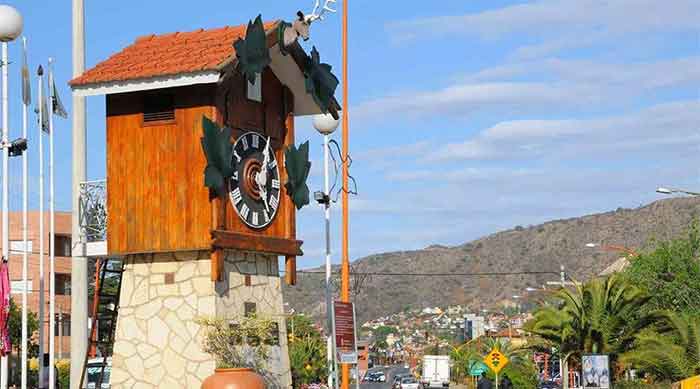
[70,14,338,389]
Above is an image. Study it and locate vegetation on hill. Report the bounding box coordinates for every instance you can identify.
[525,223,700,385]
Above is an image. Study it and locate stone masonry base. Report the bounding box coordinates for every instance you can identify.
[109,250,292,388]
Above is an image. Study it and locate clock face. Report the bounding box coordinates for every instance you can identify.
[228,131,281,229]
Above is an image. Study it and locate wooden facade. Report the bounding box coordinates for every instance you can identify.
[105,69,299,259]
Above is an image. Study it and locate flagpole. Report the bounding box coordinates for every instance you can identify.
[1,39,9,389]
[37,65,46,389]
[21,36,29,389]
[48,57,56,389]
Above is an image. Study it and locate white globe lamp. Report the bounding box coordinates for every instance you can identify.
[0,5,23,42]
[312,113,340,136]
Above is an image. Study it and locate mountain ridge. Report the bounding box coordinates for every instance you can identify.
[283,197,700,323]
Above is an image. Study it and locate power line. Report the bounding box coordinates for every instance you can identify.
[282,270,561,277]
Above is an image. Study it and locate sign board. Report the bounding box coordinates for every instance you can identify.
[10,280,32,294]
[677,374,700,389]
[469,360,489,376]
[333,301,358,364]
[582,354,610,389]
[484,348,509,374]
[9,240,32,254]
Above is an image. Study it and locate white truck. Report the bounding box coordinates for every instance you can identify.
[421,355,450,388]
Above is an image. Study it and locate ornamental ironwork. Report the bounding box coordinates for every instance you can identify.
[79,180,107,242]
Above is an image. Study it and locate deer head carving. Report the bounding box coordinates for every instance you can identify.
[283,0,336,47]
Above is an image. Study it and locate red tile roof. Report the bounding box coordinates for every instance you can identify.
[70,22,278,87]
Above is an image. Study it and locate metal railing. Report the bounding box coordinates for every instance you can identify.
[79,179,107,243]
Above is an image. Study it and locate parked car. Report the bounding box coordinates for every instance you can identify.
[393,374,410,389]
[400,376,421,389]
[363,371,386,382]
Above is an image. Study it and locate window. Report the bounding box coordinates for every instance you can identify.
[246,73,262,102]
[55,273,71,296]
[55,234,71,257]
[143,93,175,123]
[244,302,257,317]
[54,313,70,336]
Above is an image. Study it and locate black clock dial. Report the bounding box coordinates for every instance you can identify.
[228,131,281,229]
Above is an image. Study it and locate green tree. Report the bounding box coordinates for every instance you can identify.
[8,297,39,357]
[623,224,700,315]
[288,335,327,386]
[373,326,397,342]
[525,275,653,385]
[287,313,321,340]
[286,314,327,386]
[620,311,700,382]
[449,342,481,384]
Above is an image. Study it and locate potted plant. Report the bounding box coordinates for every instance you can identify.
[197,315,277,389]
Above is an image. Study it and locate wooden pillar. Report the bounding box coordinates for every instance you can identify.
[283,98,297,286]
[211,195,225,281]
[285,256,297,285]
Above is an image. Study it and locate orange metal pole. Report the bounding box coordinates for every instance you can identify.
[341,0,350,387]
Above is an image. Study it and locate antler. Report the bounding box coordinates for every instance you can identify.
[305,0,337,23]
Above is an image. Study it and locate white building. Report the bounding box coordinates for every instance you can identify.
[464,314,486,340]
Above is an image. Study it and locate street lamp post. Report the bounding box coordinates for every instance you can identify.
[585,242,638,257]
[656,187,700,197]
[313,113,340,389]
[0,6,23,389]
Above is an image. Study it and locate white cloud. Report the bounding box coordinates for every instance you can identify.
[354,57,700,121]
[386,0,700,48]
[353,82,601,120]
[431,100,700,162]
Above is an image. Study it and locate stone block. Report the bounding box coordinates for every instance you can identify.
[147,315,169,349]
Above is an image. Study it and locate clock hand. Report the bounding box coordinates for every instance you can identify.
[259,183,270,213]
[256,136,272,213]
[260,136,271,186]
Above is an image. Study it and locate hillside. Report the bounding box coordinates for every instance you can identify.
[283,197,700,323]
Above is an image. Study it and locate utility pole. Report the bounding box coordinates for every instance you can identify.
[70,0,89,388]
[340,0,350,388]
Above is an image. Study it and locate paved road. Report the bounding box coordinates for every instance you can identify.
[360,365,410,389]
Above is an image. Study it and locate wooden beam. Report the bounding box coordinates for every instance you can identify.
[210,248,223,282]
[211,230,303,257]
[285,255,297,286]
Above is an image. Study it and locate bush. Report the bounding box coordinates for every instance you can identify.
[614,380,674,389]
[56,359,70,389]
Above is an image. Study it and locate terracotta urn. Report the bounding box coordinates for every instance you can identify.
[201,368,265,389]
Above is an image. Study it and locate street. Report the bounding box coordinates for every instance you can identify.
[360,365,411,389]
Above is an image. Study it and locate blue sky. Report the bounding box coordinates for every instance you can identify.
[3,1,699,269]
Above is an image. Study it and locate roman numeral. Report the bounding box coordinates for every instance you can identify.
[233,150,242,163]
[232,188,242,205]
[269,195,278,210]
[241,135,249,150]
[252,212,259,226]
[252,134,259,149]
[268,159,277,169]
[271,179,280,189]
[240,203,250,220]
[263,209,270,223]
[232,171,239,181]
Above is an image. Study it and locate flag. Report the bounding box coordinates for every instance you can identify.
[51,79,67,119]
[34,67,49,133]
[21,43,30,106]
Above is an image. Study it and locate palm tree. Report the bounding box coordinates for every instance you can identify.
[620,311,700,382]
[525,275,652,387]
[449,341,481,384]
